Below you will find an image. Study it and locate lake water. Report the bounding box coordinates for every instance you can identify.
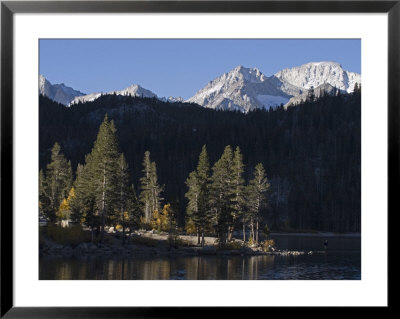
[39,234,361,280]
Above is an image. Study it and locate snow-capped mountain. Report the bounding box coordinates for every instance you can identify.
[41,61,360,112]
[186,65,292,113]
[187,62,360,113]
[274,61,360,93]
[39,75,85,105]
[70,84,158,105]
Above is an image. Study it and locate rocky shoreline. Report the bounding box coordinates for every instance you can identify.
[39,239,320,259]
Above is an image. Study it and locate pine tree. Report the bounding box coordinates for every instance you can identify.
[116,154,130,244]
[70,159,99,243]
[185,171,201,243]
[231,146,246,242]
[39,169,50,219]
[247,163,270,244]
[210,145,234,246]
[86,114,120,242]
[196,145,212,243]
[185,145,212,246]
[139,151,163,224]
[44,142,72,222]
[150,161,163,217]
[139,151,152,223]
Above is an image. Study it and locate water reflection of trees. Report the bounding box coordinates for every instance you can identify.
[181,256,276,280]
[108,256,276,280]
[56,261,72,280]
[41,256,277,280]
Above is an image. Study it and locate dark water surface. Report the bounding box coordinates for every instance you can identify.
[39,234,361,280]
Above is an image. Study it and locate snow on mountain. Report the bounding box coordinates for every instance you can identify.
[70,84,158,105]
[187,62,361,113]
[274,61,361,93]
[70,93,102,105]
[39,75,86,105]
[186,65,291,113]
[159,96,184,103]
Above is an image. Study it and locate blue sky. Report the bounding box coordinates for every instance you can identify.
[40,39,361,100]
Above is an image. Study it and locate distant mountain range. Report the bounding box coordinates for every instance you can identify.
[70,84,158,105]
[188,61,360,112]
[39,76,184,106]
[39,61,360,112]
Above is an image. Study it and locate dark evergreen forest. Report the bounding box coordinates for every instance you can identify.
[39,91,361,233]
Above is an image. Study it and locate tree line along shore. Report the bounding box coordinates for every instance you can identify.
[39,114,275,252]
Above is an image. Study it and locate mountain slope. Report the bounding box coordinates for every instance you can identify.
[274,61,360,93]
[187,66,292,112]
[39,75,86,105]
[285,82,346,107]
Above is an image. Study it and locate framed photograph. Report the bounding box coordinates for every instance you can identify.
[1,0,394,316]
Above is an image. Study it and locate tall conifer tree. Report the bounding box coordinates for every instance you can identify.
[86,114,120,242]
[196,145,212,245]
[139,151,152,223]
[70,157,100,242]
[185,171,201,243]
[185,146,211,244]
[150,161,163,216]
[44,142,72,222]
[210,145,234,246]
[247,163,270,244]
[116,154,130,244]
[139,151,163,223]
[231,146,246,242]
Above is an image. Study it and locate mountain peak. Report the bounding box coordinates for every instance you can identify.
[275,61,360,93]
[70,83,158,105]
[231,65,261,75]
[234,65,245,71]
[126,83,141,89]
[39,74,85,105]
[187,65,289,112]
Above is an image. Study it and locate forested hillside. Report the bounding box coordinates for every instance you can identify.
[39,90,361,233]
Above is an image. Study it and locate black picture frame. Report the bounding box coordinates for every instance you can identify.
[1,0,394,317]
